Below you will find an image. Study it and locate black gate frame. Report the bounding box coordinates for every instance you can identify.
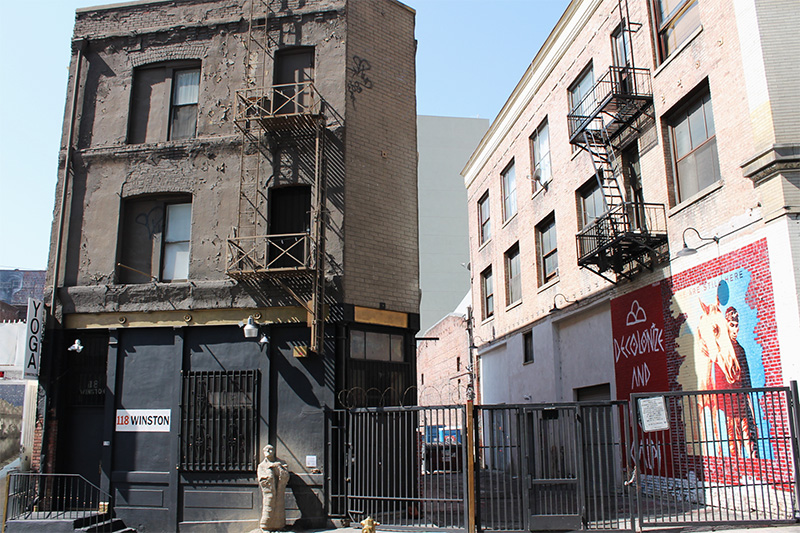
[327,385,800,532]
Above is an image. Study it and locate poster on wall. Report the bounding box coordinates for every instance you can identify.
[668,239,779,464]
[611,282,669,400]
[611,282,671,475]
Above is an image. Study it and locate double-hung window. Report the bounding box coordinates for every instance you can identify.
[118,197,192,283]
[129,62,200,144]
[170,69,200,140]
[505,243,521,305]
[669,91,719,202]
[653,0,700,61]
[502,161,517,221]
[569,65,595,119]
[578,179,605,229]
[536,214,558,285]
[481,267,494,320]
[530,119,551,190]
[478,192,491,244]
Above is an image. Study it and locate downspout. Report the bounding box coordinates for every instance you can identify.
[41,38,86,474]
[50,39,86,317]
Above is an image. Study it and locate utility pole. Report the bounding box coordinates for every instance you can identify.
[466,305,476,402]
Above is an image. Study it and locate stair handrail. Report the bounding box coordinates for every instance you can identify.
[4,472,112,525]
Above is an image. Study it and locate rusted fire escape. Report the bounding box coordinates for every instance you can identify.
[226,0,329,353]
[567,0,667,283]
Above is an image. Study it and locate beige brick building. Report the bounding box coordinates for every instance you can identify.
[463,0,799,405]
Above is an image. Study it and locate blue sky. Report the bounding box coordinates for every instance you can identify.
[0,0,569,270]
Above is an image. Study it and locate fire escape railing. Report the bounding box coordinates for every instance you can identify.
[226,233,311,279]
[235,82,322,124]
[567,66,653,144]
[576,202,667,269]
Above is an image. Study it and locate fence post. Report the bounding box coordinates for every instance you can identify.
[2,474,10,533]
[790,381,800,521]
[466,400,476,533]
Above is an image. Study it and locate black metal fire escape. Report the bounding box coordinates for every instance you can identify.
[226,0,330,353]
[567,0,667,283]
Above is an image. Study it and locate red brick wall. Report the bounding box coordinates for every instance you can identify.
[417,314,472,405]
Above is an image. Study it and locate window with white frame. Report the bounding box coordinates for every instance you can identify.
[530,119,552,190]
[669,90,719,202]
[129,63,200,144]
[536,214,558,285]
[478,192,491,244]
[502,161,517,221]
[118,197,192,283]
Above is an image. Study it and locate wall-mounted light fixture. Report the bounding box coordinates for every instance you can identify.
[531,167,549,191]
[67,339,84,353]
[241,316,259,338]
[551,293,574,312]
[676,227,719,258]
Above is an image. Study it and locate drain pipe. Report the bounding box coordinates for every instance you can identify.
[50,38,86,318]
[41,38,86,475]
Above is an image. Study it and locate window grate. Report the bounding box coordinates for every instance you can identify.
[180,370,259,471]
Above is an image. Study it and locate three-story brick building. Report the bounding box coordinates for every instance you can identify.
[463,0,799,405]
[42,0,418,530]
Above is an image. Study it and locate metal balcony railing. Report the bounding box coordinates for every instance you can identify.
[226,232,311,278]
[235,82,322,124]
[576,202,667,268]
[5,473,113,531]
[567,66,653,143]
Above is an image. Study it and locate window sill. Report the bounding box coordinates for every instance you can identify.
[480,315,495,326]
[478,239,492,252]
[502,212,518,228]
[531,183,549,200]
[668,180,723,217]
[523,360,534,366]
[653,25,704,78]
[537,276,560,293]
[505,299,522,312]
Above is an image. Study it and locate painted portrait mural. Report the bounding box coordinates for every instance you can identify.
[613,238,786,484]
[667,239,781,462]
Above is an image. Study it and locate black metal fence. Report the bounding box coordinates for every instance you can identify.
[631,387,799,527]
[328,387,798,532]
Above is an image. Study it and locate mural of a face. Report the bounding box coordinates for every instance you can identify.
[697,299,740,385]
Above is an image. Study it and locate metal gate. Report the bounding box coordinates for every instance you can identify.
[327,386,799,531]
[328,405,467,530]
[630,386,799,527]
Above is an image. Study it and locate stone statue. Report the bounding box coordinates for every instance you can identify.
[258,444,290,532]
[361,516,379,533]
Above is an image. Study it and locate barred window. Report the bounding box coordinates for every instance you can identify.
[180,370,259,471]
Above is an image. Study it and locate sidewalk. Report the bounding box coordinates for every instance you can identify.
[304,526,800,533]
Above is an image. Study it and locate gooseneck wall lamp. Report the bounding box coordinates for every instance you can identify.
[551,293,575,312]
[676,227,719,258]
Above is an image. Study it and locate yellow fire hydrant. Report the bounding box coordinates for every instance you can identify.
[361,516,379,533]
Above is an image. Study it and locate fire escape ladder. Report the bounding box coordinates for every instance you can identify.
[227,0,332,354]
[567,0,667,283]
[582,128,625,214]
[310,122,327,354]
